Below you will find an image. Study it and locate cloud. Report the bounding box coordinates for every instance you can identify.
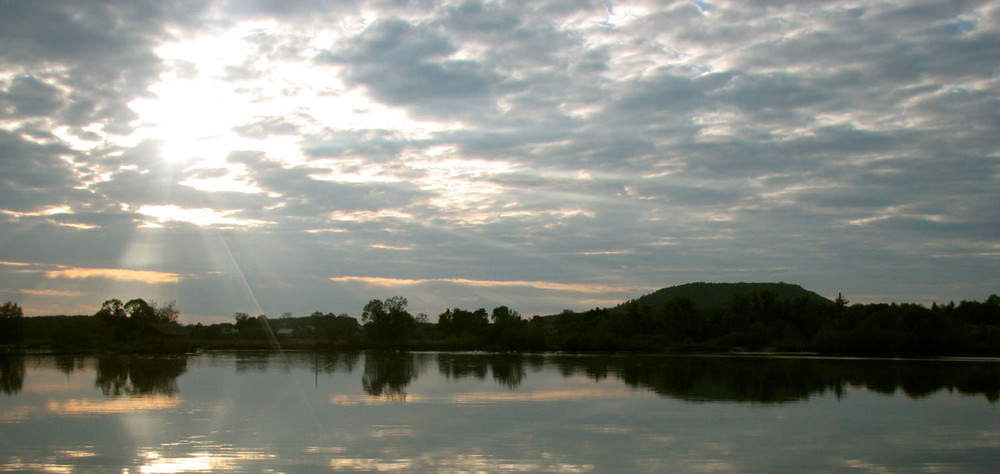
[17,289,85,298]
[323,18,499,119]
[233,116,302,139]
[329,276,650,294]
[0,129,83,211]
[0,75,65,118]
[46,267,182,284]
[137,205,273,229]
[0,1,205,135]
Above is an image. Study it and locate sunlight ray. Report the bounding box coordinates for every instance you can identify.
[217,231,264,318]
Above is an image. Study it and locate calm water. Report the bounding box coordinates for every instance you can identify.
[1,352,998,472]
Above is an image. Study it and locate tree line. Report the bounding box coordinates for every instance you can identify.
[3,291,1000,355]
[351,292,1000,355]
[2,298,182,352]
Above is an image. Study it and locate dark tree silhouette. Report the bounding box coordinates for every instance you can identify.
[309,311,360,344]
[93,298,182,343]
[362,297,415,346]
[0,301,24,344]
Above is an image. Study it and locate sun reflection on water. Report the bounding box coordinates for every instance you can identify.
[0,459,73,473]
[137,447,276,473]
[57,449,97,458]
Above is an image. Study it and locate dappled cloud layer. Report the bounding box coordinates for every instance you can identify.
[1,1,999,320]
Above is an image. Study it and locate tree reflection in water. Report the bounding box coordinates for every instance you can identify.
[0,357,24,395]
[361,352,426,400]
[53,355,86,375]
[436,353,535,389]
[234,352,270,373]
[552,355,1000,403]
[314,351,361,374]
[489,355,526,389]
[94,356,188,397]
[22,351,997,404]
[360,353,1000,403]
[437,353,489,381]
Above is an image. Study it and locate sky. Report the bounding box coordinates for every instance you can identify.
[2,0,999,324]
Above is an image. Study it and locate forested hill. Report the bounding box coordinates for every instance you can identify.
[617,282,832,311]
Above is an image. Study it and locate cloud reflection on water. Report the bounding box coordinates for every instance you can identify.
[0,405,36,423]
[329,386,649,406]
[328,457,413,471]
[450,386,645,405]
[46,397,179,416]
[327,454,594,473]
[329,394,426,405]
[3,353,1000,472]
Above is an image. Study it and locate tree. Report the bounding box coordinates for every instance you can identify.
[663,296,701,343]
[490,305,520,325]
[95,299,128,341]
[124,298,156,329]
[987,295,1000,307]
[232,311,272,339]
[437,307,489,341]
[153,301,180,323]
[490,306,527,347]
[96,299,126,324]
[233,312,251,328]
[0,301,25,344]
[308,311,360,344]
[835,292,850,308]
[362,296,415,346]
[92,297,176,342]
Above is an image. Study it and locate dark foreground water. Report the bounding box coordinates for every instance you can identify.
[1,352,998,472]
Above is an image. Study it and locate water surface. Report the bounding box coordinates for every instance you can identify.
[1,352,998,472]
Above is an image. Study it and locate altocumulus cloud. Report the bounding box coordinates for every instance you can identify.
[1,0,998,322]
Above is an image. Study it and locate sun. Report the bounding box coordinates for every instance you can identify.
[129,81,237,164]
[124,20,465,201]
[125,26,274,166]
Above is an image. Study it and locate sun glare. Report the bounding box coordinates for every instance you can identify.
[123,20,465,202]
[128,79,245,165]
[127,28,287,167]
[137,205,271,228]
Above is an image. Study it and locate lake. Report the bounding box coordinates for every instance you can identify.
[1,352,998,472]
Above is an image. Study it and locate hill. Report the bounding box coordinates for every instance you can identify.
[616,282,832,311]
